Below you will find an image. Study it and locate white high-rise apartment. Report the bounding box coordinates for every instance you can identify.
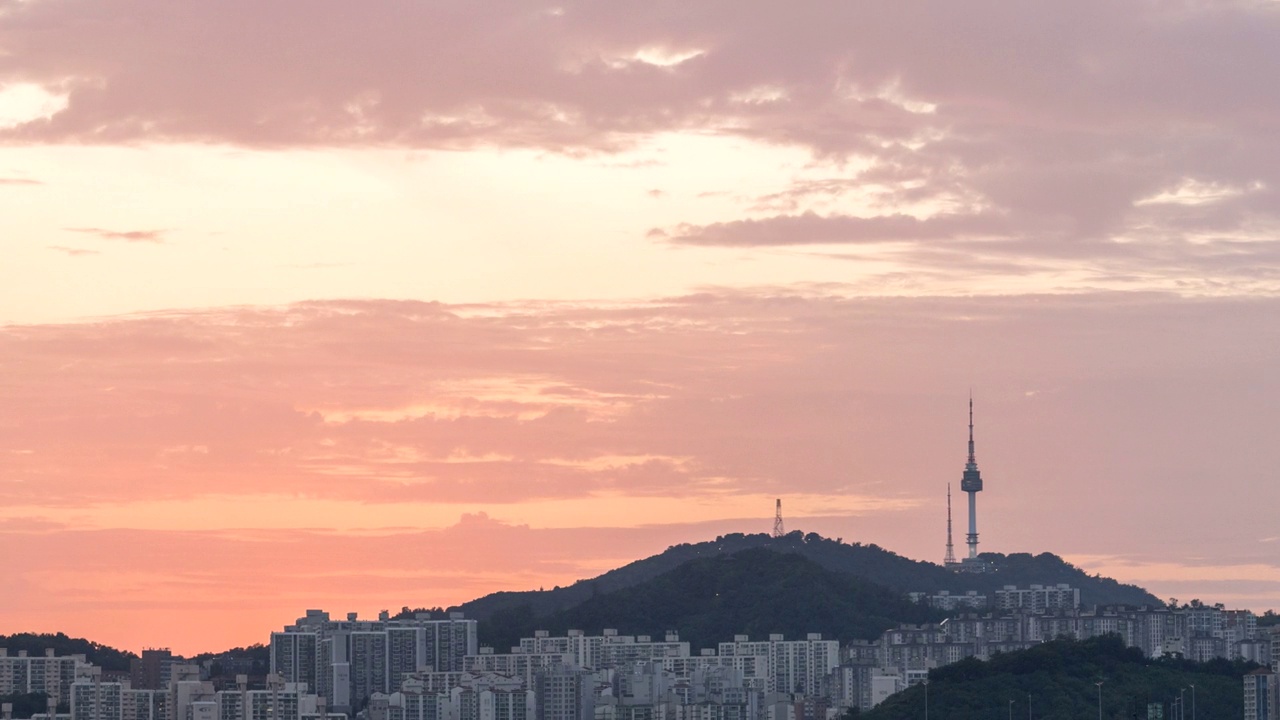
[270,610,478,714]
[1245,669,1279,720]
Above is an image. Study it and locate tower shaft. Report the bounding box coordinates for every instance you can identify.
[967,490,978,558]
[773,499,784,538]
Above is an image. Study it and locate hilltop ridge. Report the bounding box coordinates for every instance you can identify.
[475,547,949,651]
[456,531,1161,626]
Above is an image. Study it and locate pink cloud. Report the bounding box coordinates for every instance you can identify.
[47,245,99,256]
[0,2,1275,160]
[656,211,1008,246]
[0,1,1276,269]
[65,227,166,243]
[3,292,1278,524]
[651,208,1280,291]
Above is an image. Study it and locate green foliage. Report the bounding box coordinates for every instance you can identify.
[861,636,1256,720]
[189,643,269,678]
[480,603,538,653]
[0,633,136,672]
[1258,610,1280,627]
[0,692,56,719]
[478,547,946,651]
[188,643,269,663]
[390,606,445,621]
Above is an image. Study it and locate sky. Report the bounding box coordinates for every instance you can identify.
[2,0,1279,655]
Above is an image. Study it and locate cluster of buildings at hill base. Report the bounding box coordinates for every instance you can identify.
[4,598,1280,720]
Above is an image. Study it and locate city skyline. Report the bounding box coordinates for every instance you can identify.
[3,590,1272,715]
[3,1,1280,654]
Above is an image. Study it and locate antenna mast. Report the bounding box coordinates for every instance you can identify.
[773,499,785,538]
[944,484,957,565]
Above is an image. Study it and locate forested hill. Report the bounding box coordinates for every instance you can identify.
[0,633,137,671]
[457,532,1160,623]
[861,635,1257,720]
[478,547,946,652]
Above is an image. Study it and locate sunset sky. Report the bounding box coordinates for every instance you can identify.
[3,0,1280,655]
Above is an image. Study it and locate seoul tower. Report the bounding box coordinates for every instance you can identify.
[960,397,984,561]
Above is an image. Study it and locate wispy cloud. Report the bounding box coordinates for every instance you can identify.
[653,211,1007,247]
[0,177,42,185]
[47,245,99,256]
[3,292,1277,522]
[64,227,166,243]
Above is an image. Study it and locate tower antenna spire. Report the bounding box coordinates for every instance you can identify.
[967,394,976,467]
[944,483,957,566]
[773,499,784,538]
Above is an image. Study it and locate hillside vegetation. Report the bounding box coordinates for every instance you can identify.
[481,547,946,651]
[0,633,136,671]
[460,532,1161,627]
[862,635,1255,720]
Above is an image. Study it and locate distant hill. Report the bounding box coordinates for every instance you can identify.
[478,547,947,651]
[0,633,137,672]
[457,532,1161,627]
[861,635,1256,720]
